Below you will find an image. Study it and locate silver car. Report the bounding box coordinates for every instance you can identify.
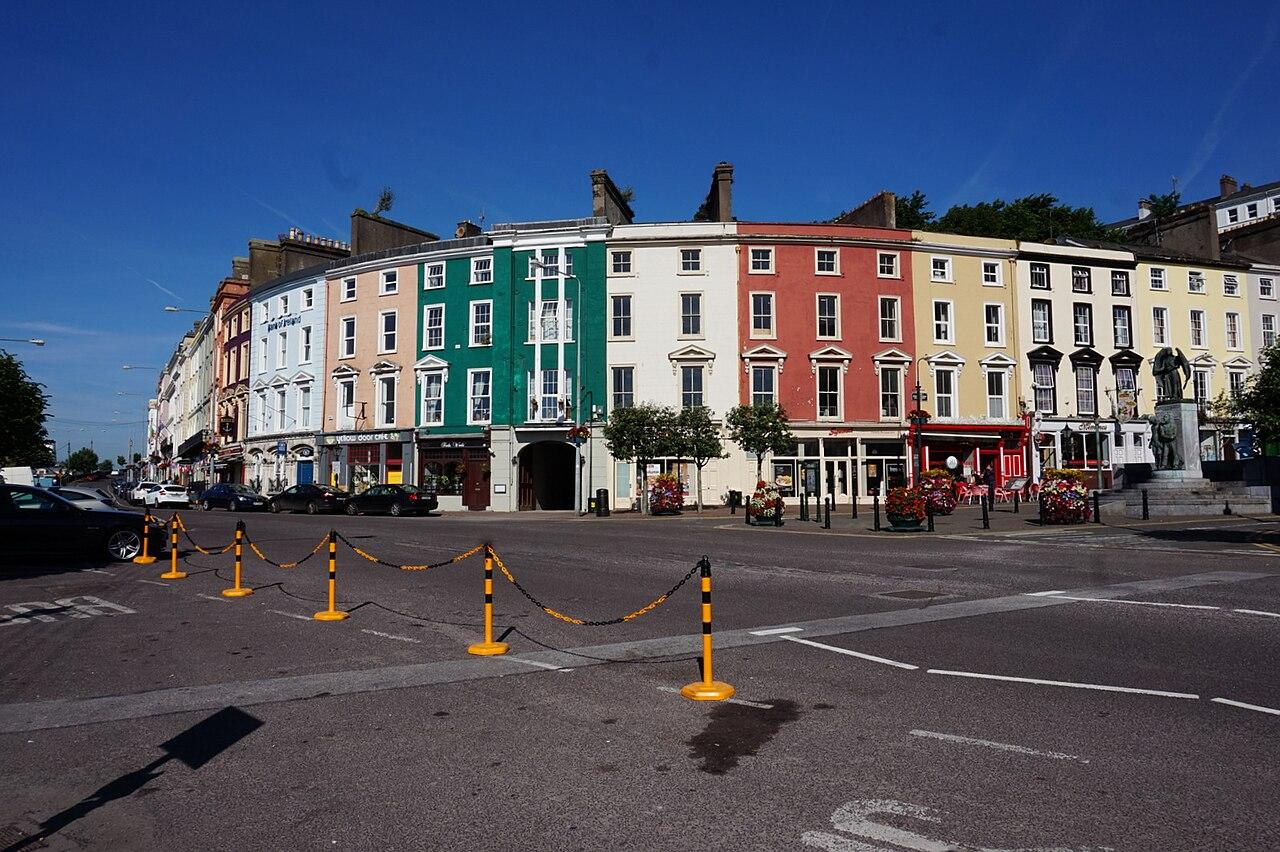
[51,486,121,512]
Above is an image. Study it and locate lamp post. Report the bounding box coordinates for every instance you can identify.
[0,337,46,346]
[529,254,586,514]
[909,357,931,485]
[163,306,205,314]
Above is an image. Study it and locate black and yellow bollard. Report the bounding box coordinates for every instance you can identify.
[468,545,509,655]
[313,530,349,621]
[133,511,157,565]
[681,557,735,701]
[222,520,252,598]
[159,514,187,579]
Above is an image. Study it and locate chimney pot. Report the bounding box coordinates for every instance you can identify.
[1137,199,1152,220]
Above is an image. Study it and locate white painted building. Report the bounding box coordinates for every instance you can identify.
[245,268,327,493]
[604,221,745,509]
[1247,260,1280,364]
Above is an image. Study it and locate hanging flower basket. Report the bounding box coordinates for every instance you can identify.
[885,486,927,531]
[649,472,684,515]
[918,468,957,516]
[566,425,591,446]
[1039,468,1090,524]
[746,480,785,526]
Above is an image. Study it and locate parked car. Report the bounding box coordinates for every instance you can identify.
[144,484,192,509]
[270,484,350,514]
[199,483,270,512]
[345,484,439,517]
[0,485,161,562]
[130,481,161,504]
[51,486,120,511]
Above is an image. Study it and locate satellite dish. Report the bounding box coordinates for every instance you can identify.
[945,455,959,470]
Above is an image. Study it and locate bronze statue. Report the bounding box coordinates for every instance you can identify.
[1150,410,1184,470]
[1151,347,1191,402]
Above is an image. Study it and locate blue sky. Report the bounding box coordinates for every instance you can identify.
[4,0,1278,461]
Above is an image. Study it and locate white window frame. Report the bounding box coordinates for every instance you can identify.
[611,365,635,410]
[934,367,956,419]
[280,294,290,315]
[1073,303,1093,346]
[1228,207,1240,224]
[1032,362,1056,413]
[814,248,840,276]
[1188,270,1206,294]
[879,367,902,420]
[986,369,1008,419]
[302,287,314,310]
[679,292,703,339]
[750,292,776,339]
[930,256,953,283]
[339,317,357,359]
[1264,314,1277,347]
[1071,266,1092,293]
[982,260,1003,286]
[470,300,493,347]
[879,296,901,342]
[419,371,445,426]
[467,368,492,425]
[336,377,356,429]
[1152,306,1169,346]
[610,294,633,340]
[376,374,397,428]
[877,252,899,279]
[1228,369,1246,397]
[275,388,287,432]
[278,331,288,369]
[679,248,703,274]
[1149,267,1167,290]
[425,262,445,290]
[378,309,397,354]
[379,270,398,295]
[1225,311,1241,350]
[341,277,357,302]
[1112,306,1132,349]
[748,247,775,274]
[298,384,312,429]
[423,305,445,351]
[932,299,954,344]
[983,302,1005,346]
[1029,262,1050,290]
[1260,277,1276,300]
[300,326,312,364]
[1111,270,1131,296]
[258,337,268,373]
[680,364,705,410]
[750,364,777,407]
[1223,274,1239,296]
[816,364,843,421]
[610,250,633,276]
[1190,309,1206,348]
[1031,299,1052,344]
[470,256,493,285]
[1193,368,1211,403]
[816,293,840,340]
[1075,366,1097,416]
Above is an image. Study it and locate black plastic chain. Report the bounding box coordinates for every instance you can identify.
[177,524,234,555]
[243,531,324,569]
[491,546,701,626]
[333,531,466,571]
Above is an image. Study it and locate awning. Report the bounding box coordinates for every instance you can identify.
[177,431,206,460]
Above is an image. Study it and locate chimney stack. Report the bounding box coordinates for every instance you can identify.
[455,220,482,239]
[1220,174,1239,198]
[712,162,734,222]
[589,169,635,225]
[1137,199,1153,220]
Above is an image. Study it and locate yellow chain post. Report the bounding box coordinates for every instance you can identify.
[133,510,157,564]
[468,545,509,656]
[159,513,187,580]
[681,557,734,701]
[313,529,349,621]
[222,520,252,598]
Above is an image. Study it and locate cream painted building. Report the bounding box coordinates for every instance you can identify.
[605,222,744,509]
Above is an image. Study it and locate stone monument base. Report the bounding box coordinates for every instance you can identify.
[1123,477,1271,517]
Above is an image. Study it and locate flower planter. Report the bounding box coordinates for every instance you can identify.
[884,486,927,532]
[1039,468,1090,525]
[885,512,924,531]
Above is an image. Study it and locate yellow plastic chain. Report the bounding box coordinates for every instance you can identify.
[488,548,677,626]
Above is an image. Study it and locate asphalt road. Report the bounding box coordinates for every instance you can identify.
[1,505,1278,851]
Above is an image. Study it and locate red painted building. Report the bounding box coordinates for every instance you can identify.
[736,223,916,503]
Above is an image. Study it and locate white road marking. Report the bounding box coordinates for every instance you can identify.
[360,628,420,644]
[196,594,231,603]
[782,635,918,670]
[269,609,313,621]
[1234,608,1280,619]
[1211,697,1280,716]
[928,669,1199,699]
[1022,590,1065,597]
[749,626,803,636]
[81,569,113,575]
[507,657,572,672]
[909,729,1087,763]
[656,686,773,709]
[1046,594,1217,610]
[138,580,170,587]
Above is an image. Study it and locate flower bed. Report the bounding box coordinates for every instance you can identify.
[747,480,784,525]
[1039,468,1090,524]
[918,468,957,516]
[885,486,926,530]
[649,472,684,515]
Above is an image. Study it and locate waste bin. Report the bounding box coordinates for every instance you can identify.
[595,488,610,517]
[728,490,742,509]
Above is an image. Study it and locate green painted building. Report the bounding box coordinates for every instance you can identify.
[414,218,610,510]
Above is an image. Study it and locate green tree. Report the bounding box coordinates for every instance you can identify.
[726,403,795,479]
[673,407,726,512]
[0,350,54,467]
[115,455,126,466]
[1143,190,1181,219]
[97,460,113,474]
[132,452,142,464]
[66,447,100,477]
[894,190,936,229]
[930,194,1123,242]
[373,186,395,216]
[603,403,674,512]
[1215,342,1280,452]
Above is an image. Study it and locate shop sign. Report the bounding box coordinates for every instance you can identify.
[266,315,302,333]
[276,440,287,456]
[324,431,406,445]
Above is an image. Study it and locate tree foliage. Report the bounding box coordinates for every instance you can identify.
[895,190,1124,242]
[373,186,395,216]
[0,350,54,467]
[726,404,795,477]
[1143,190,1181,219]
[1215,342,1280,451]
[603,404,675,511]
[674,407,726,512]
[66,448,99,477]
[97,460,113,474]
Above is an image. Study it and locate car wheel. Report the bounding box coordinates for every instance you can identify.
[202,500,212,511]
[228,501,238,512]
[390,503,402,517]
[106,528,142,562]
[345,504,359,516]
[306,501,320,515]
[270,501,281,513]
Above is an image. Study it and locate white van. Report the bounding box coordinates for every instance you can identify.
[0,467,35,486]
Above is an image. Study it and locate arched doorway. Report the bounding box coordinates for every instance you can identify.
[517,441,575,510]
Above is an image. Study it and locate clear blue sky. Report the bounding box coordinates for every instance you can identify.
[4,0,1278,461]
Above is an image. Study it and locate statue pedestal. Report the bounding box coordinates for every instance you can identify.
[1153,401,1202,480]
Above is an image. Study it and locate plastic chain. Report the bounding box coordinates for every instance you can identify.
[173,515,235,555]
[335,533,483,572]
[244,533,328,569]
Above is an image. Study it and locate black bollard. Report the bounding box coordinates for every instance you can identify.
[1013,491,1019,514]
[851,495,858,519]
[799,493,807,522]
[1142,489,1149,520]
[775,501,782,526]
[982,495,990,529]
[926,498,935,532]
[1092,490,1101,524]
[824,497,831,529]
[1038,493,1046,525]
[873,494,881,531]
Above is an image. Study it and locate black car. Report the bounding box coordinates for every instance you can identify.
[0,485,162,563]
[269,484,350,514]
[345,485,438,517]
[199,483,270,512]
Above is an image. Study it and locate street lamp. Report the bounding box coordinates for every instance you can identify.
[0,337,45,346]
[163,306,205,314]
[529,255,587,514]
[122,364,161,370]
[909,357,932,485]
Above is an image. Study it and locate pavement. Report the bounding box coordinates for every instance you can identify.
[1,502,1279,850]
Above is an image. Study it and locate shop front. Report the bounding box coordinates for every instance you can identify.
[416,434,491,511]
[766,432,909,505]
[319,430,415,494]
[908,421,1030,486]
[244,438,319,495]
